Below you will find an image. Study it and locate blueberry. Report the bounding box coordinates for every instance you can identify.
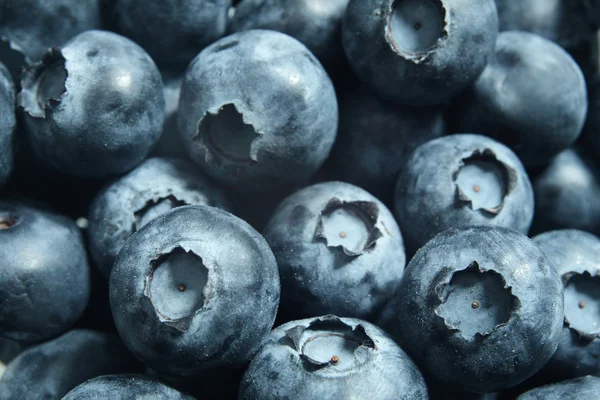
[111,0,232,74]
[229,0,349,70]
[177,29,338,192]
[327,86,445,203]
[0,62,15,188]
[458,31,588,167]
[495,0,596,49]
[110,205,280,376]
[0,330,138,400]
[0,0,102,62]
[382,226,564,393]
[532,230,600,380]
[342,0,498,106]
[239,315,428,400]
[263,181,405,321]
[0,200,90,344]
[17,30,165,178]
[88,157,230,278]
[394,134,534,255]
[516,376,600,400]
[532,148,600,235]
[63,374,195,400]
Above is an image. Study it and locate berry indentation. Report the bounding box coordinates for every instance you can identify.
[285,315,376,374]
[314,198,383,257]
[133,195,188,231]
[196,103,260,165]
[564,272,600,336]
[436,262,518,339]
[146,248,209,323]
[454,149,517,214]
[387,0,447,58]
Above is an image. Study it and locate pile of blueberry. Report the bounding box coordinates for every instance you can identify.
[1,0,600,399]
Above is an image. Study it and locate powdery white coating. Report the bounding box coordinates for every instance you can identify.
[264,181,405,321]
[0,63,15,188]
[342,0,498,105]
[178,29,338,192]
[63,374,195,400]
[516,376,600,400]
[110,206,280,376]
[239,315,428,400]
[459,31,588,167]
[394,134,533,255]
[384,226,564,393]
[0,201,90,344]
[89,157,230,278]
[17,30,165,178]
[532,230,600,380]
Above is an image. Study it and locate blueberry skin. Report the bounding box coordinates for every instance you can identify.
[495,0,596,48]
[229,0,349,69]
[384,226,564,393]
[264,181,405,321]
[177,29,338,192]
[328,86,445,203]
[394,134,534,255]
[516,376,600,400]
[0,0,102,62]
[0,62,15,188]
[459,31,587,167]
[342,0,498,106]
[0,200,90,344]
[63,374,194,400]
[18,30,165,178]
[239,315,428,400]
[110,205,280,376]
[0,330,138,400]
[88,157,230,278]
[112,0,231,73]
[532,230,600,380]
[532,148,600,236]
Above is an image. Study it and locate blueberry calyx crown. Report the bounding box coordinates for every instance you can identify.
[144,246,210,332]
[133,194,188,232]
[562,270,600,342]
[314,198,383,257]
[284,315,376,373]
[194,102,261,167]
[434,261,520,339]
[17,47,67,119]
[453,148,518,215]
[384,0,448,63]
